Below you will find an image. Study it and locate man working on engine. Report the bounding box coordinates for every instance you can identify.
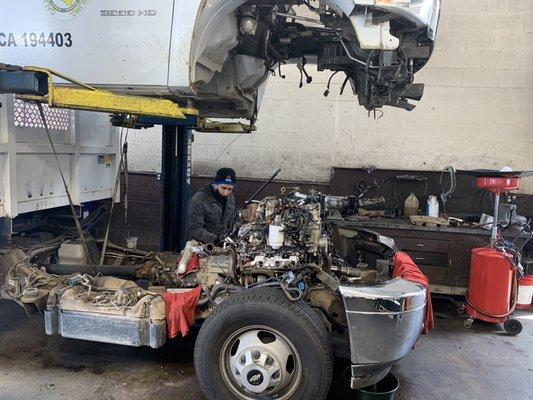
[188,167,236,244]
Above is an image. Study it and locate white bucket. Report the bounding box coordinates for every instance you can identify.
[125,236,138,249]
[517,276,533,310]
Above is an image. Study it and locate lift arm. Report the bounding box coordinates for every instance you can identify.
[0,63,259,132]
[0,64,198,120]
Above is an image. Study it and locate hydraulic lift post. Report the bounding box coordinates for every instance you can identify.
[160,124,192,252]
[135,116,197,252]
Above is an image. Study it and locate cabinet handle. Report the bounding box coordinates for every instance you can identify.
[416,243,425,247]
[415,257,424,262]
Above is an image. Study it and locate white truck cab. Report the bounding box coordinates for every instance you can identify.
[1,0,440,119]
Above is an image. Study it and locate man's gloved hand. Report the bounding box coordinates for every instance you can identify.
[214,235,224,246]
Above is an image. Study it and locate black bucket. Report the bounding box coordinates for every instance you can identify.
[353,373,399,400]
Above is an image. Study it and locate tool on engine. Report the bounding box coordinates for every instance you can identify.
[231,168,282,232]
[244,169,282,208]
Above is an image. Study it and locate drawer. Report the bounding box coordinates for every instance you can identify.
[392,237,449,253]
[405,251,448,267]
[418,265,446,284]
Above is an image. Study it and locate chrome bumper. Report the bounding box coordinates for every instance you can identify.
[339,278,426,389]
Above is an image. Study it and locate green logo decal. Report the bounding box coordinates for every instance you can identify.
[44,0,88,20]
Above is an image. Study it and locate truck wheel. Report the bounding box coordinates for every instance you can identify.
[194,287,333,400]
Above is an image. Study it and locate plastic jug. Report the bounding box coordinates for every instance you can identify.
[404,193,419,217]
[427,195,439,218]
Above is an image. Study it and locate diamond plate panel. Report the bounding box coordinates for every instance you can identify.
[13,99,70,131]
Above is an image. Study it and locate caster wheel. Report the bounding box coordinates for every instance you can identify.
[463,318,474,329]
[457,304,466,316]
[503,319,522,335]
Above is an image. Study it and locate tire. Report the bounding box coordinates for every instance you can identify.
[194,287,333,400]
[503,318,522,335]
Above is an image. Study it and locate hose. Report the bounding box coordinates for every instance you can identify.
[44,264,141,277]
[26,236,65,259]
[280,282,304,301]
[197,283,242,305]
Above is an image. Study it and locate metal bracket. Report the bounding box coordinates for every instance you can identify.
[196,118,256,134]
[0,217,13,243]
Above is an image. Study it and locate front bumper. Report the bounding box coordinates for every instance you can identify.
[339,278,426,388]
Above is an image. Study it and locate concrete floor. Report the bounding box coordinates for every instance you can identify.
[0,299,531,400]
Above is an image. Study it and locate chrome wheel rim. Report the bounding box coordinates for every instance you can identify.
[220,325,302,399]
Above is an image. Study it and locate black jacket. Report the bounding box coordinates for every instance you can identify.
[188,184,236,244]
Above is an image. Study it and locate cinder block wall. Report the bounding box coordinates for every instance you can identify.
[129,0,533,192]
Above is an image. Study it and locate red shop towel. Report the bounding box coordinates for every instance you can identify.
[177,254,200,276]
[393,252,434,334]
[162,286,202,338]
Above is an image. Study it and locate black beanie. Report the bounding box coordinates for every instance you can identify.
[214,167,236,186]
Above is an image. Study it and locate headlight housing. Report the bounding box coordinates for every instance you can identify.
[357,0,441,39]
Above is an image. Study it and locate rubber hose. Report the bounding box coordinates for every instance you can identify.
[44,264,141,277]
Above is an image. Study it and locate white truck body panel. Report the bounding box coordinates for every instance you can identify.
[0,0,194,93]
[0,95,120,219]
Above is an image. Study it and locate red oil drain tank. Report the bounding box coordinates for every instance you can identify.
[466,248,516,324]
[464,175,522,335]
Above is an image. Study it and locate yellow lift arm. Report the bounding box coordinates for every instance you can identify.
[13,66,198,119]
[0,64,257,132]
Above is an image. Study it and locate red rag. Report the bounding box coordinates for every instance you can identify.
[162,286,202,338]
[392,252,434,334]
[177,254,200,276]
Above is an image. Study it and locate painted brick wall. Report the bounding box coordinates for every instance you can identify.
[128,0,533,192]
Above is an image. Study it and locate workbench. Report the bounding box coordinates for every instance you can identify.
[332,218,492,295]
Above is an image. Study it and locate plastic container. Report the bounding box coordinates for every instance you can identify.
[268,225,284,249]
[427,195,439,217]
[404,193,419,217]
[269,216,284,249]
[517,275,533,310]
[126,236,138,249]
[354,373,399,400]
[58,240,88,265]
